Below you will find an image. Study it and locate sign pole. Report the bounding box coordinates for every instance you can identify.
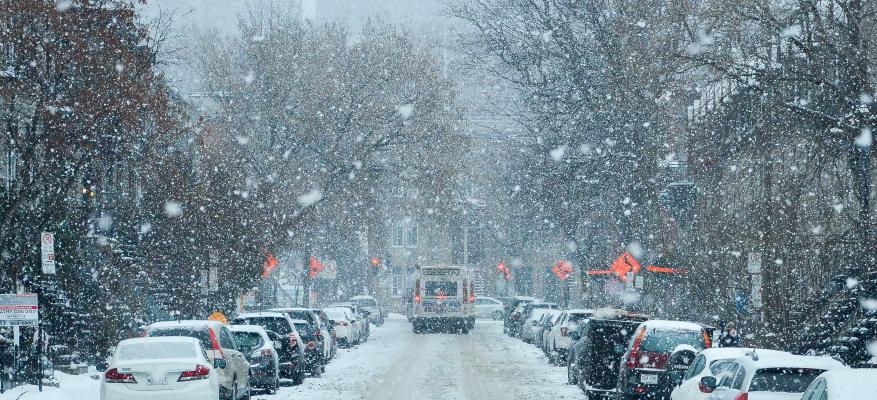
[36,284,41,392]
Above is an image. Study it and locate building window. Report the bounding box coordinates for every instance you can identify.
[392,224,404,247]
[405,222,418,248]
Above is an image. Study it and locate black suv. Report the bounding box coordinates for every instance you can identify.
[566,309,648,400]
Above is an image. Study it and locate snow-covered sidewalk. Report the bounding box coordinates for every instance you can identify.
[0,370,100,400]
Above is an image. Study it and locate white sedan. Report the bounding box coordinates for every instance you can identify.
[670,348,770,400]
[473,296,505,320]
[100,337,221,400]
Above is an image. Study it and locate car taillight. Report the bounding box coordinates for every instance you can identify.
[414,280,421,303]
[105,368,137,384]
[469,281,475,303]
[306,341,317,350]
[178,364,210,382]
[315,328,322,338]
[208,328,225,359]
[561,327,569,337]
[703,330,712,348]
[625,328,647,369]
[734,393,748,400]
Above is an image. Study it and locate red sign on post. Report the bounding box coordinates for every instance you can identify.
[611,252,641,282]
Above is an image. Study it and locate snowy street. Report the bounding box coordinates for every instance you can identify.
[259,316,580,400]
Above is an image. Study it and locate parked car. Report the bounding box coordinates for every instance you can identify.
[350,295,384,326]
[229,324,281,394]
[99,337,223,400]
[616,320,712,400]
[327,302,370,341]
[324,306,361,347]
[143,320,251,399]
[800,368,877,400]
[474,296,506,320]
[503,296,536,336]
[546,308,593,365]
[566,308,648,399]
[270,307,332,360]
[517,303,557,343]
[229,312,307,385]
[520,307,554,343]
[309,308,337,360]
[670,348,775,400]
[701,351,846,400]
[537,310,563,352]
[290,318,325,377]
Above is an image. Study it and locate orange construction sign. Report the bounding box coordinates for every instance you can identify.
[551,259,573,281]
[611,252,641,282]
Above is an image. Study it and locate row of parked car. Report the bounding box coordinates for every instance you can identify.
[504,296,873,400]
[98,295,384,400]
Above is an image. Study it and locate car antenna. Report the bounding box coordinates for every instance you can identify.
[746,348,759,361]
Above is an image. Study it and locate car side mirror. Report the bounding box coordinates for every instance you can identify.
[699,376,717,393]
[570,331,581,341]
[214,358,227,369]
[96,362,109,372]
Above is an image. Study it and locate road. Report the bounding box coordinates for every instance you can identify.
[261,315,583,400]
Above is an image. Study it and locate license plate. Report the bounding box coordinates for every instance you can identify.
[147,375,167,385]
[640,374,658,384]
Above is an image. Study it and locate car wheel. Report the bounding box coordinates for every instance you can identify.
[242,375,251,400]
[567,359,577,385]
[292,366,305,385]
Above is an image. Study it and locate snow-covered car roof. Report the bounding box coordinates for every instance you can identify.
[350,295,376,300]
[527,308,552,320]
[639,319,705,331]
[228,324,270,335]
[119,336,201,346]
[698,347,774,362]
[148,320,224,330]
[290,319,309,324]
[734,351,847,371]
[565,308,594,315]
[234,311,289,320]
[818,369,877,400]
[269,307,314,313]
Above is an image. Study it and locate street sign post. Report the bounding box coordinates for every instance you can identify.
[40,232,55,274]
[0,293,39,326]
[208,267,218,292]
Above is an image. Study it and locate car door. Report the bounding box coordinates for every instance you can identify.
[219,326,249,390]
[672,354,705,400]
[710,364,745,400]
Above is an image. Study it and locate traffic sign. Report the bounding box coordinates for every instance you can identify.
[41,232,56,274]
[747,252,762,274]
[0,294,39,326]
[318,260,337,280]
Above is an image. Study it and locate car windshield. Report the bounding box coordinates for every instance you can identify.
[233,317,292,335]
[147,327,212,351]
[117,341,198,361]
[640,329,706,353]
[749,368,826,393]
[231,332,263,350]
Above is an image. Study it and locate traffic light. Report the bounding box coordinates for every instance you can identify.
[370,257,381,267]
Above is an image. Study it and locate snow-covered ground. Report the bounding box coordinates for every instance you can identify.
[1,315,580,400]
[260,315,582,400]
